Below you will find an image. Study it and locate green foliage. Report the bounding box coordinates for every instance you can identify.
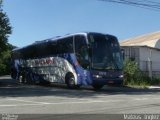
[123,59,139,79]
[150,77,160,86]
[123,59,160,86]
[0,61,6,74]
[0,0,12,75]
[0,49,11,75]
[0,0,12,53]
[123,59,151,86]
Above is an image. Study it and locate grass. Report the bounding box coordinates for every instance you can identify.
[124,77,160,88]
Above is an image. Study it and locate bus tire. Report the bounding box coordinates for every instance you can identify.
[11,68,17,80]
[92,84,104,90]
[25,73,35,84]
[65,73,78,89]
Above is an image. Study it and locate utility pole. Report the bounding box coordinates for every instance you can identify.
[148,49,152,80]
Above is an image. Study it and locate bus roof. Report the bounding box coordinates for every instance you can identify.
[12,32,115,52]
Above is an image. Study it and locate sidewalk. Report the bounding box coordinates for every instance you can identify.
[149,86,160,89]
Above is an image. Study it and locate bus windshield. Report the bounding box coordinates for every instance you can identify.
[88,34,123,70]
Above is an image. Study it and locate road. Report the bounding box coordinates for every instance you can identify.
[0,76,160,120]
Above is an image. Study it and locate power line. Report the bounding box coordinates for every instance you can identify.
[99,0,160,11]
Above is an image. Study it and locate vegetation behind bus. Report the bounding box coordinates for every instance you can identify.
[123,59,160,87]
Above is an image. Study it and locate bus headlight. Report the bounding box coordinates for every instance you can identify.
[93,75,102,78]
[119,75,124,78]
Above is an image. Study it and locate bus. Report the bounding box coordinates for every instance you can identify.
[11,32,123,89]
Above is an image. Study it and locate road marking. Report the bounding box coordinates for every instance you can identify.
[134,97,160,101]
[8,98,50,104]
[134,98,148,101]
[0,99,123,107]
[1,95,160,107]
[0,104,40,107]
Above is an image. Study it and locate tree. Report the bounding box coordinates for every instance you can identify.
[0,0,12,75]
[0,0,12,54]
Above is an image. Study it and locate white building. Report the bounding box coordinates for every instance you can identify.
[120,31,160,77]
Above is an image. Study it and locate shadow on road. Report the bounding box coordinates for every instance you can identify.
[0,76,160,98]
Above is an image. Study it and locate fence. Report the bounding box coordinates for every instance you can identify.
[139,61,160,78]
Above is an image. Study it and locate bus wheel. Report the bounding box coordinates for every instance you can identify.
[92,84,104,90]
[66,73,77,89]
[25,73,35,84]
[11,70,16,79]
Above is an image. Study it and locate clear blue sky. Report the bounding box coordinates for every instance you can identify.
[3,0,160,47]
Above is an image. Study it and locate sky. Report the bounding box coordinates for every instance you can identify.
[3,0,160,47]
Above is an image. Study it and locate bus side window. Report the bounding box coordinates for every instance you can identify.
[46,41,57,55]
[64,37,73,53]
[74,35,89,69]
[58,37,73,54]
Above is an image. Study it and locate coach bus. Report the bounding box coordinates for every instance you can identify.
[11,32,123,89]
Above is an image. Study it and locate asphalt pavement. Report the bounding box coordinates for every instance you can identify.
[0,76,160,120]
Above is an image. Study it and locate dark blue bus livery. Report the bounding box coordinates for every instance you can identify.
[11,32,123,89]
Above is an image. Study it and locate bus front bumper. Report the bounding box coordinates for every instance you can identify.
[92,77,124,86]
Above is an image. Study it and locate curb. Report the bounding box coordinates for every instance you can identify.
[148,86,160,89]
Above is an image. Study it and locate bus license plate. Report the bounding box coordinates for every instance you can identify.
[108,81,114,84]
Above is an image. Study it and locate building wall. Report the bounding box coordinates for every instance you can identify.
[139,47,150,71]
[121,46,139,62]
[121,46,160,77]
[139,47,160,72]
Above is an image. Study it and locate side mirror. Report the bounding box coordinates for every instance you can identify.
[83,60,90,69]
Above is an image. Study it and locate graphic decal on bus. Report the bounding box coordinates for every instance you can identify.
[11,32,123,89]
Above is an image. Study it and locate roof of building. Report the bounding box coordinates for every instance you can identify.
[120,31,160,49]
[121,45,160,51]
